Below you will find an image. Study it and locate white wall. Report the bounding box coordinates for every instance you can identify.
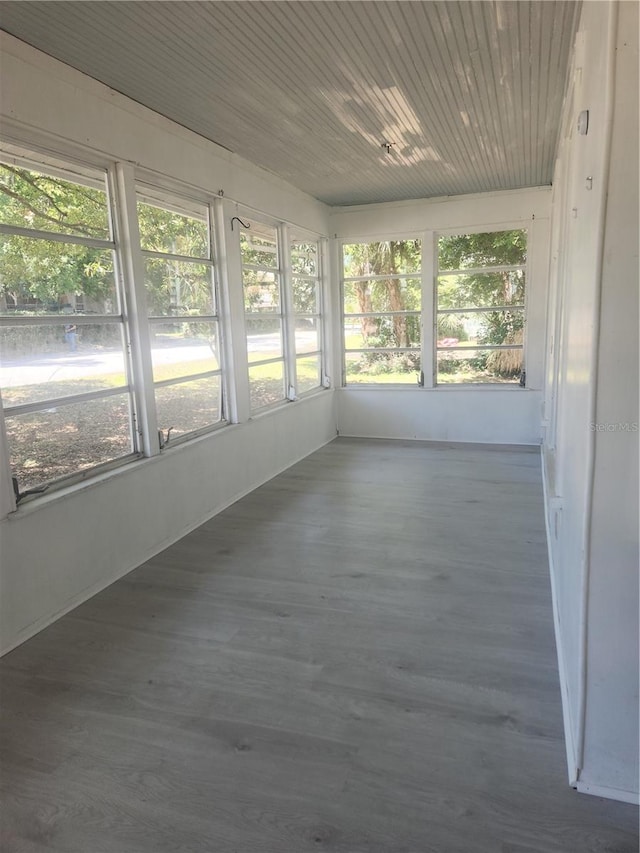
[330,188,551,445]
[0,35,336,654]
[543,0,639,803]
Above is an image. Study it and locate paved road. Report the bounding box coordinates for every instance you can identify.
[1,331,317,389]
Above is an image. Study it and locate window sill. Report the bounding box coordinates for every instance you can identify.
[341,383,532,391]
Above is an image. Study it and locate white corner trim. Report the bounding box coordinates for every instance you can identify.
[541,446,579,788]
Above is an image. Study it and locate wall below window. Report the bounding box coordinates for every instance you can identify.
[337,387,541,445]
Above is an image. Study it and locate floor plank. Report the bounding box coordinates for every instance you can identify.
[1,438,637,852]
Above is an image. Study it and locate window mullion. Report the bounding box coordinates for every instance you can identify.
[422,230,435,388]
[0,388,17,516]
[279,223,296,399]
[114,162,159,457]
[221,199,250,422]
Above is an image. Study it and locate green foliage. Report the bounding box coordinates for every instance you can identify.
[438,230,527,270]
[437,231,526,372]
[343,240,422,359]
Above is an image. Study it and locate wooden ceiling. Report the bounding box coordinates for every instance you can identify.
[0,1,581,205]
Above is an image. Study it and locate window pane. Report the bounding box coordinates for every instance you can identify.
[5,393,134,492]
[0,323,127,407]
[345,351,420,384]
[437,271,525,309]
[0,162,110,239]
[240,227,278,269]
[343,240,421,277]
[292,277,319,314]
[295,319,319,355]
[0,237,119,315]
[243,275,280,312]
[137,198,209,258]
[144,258,214,316]
[149,321,219,382]
[296,355,321,393]
[245,317,283,363]
[249,361,285,409]
[154,375,222,437]
[436,309,524,349]
[291,241,318,276]
[438,230,527,270]
[436,348,523,384]
[344,315,421,349]
[344,278,421,315]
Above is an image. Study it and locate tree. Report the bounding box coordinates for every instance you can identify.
[343,239,421,347]
[0,164,115,310]
[437,230,527,378]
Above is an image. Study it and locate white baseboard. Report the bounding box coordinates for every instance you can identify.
[576,781,639,806]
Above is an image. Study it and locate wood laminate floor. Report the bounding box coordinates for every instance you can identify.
[1,438,637,853]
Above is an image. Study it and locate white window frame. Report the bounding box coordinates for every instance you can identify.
[0,147,141,501]
[287,225,327,397]
[240,216,289,413]
[135,181,227,447]
[433,226,529,387]
[340,236,423,387]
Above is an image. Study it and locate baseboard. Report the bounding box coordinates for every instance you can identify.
[576,781,639,806]
[541,446,579,787]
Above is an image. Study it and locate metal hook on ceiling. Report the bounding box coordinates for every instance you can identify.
[231,216,251,231]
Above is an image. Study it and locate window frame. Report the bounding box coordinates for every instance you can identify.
[240,217,289,413]
[433,226,529,387]
[340,236,423,387]
[288,225,327,398]
[0,148,142,500]
[135,181,228,445]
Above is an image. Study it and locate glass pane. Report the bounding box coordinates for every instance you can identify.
[296,355,321,393]
[249,361,285,410]
[293,277,319,313]
[436,309,524,349]
[155,375,222,437]
[436,348,523,384]
[245,316,283,363]
[0,162,110,239]
[438,230,527,270]
[0,237,119,315]
[243,274,280,312]
[240,226,278,269]
[144,258,214,316]
[345,351,420,384]
[344,315,421,349]
[137,198,208,258]
[437,270,525,309]
[344,278,421,314]
[0,323,126,407]
[290,241,318,276]
[295,319,319,355]
[149,321,219,382]
[343,240,421,277]
[5,393,133,492]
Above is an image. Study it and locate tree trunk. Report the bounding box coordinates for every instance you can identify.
[355,283,377,339]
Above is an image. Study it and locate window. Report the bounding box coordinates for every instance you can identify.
[136,186,224,439]
[290,231,324,394]
[0,149,137,495]
[240,221,287,411]
[436,230,527,384]
[342,240,422,384]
